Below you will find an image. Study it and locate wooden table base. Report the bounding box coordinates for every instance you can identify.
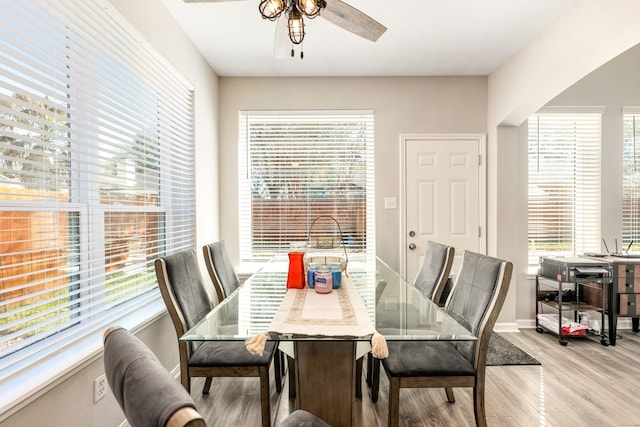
[294,341,356,427]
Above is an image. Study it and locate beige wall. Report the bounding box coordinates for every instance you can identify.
[545,43,640,244]
[219,76,488,273]
[0,0,220,426]
[220,2,640,329]
[487,0,640,327]
[488,0,640,128]
[6,0,640,425]
[516,43,640,324]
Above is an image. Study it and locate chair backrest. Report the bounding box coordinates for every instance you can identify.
[103,326,206,427]
[444,250,512,369]
[202,241,240,302]
[412,241,455,304]
[155,249,211,350]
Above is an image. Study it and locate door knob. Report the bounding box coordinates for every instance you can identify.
[408,243,416,250]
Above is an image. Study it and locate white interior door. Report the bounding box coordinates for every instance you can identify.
[401,134,486,281]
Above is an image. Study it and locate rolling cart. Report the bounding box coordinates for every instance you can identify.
[536,257,612,346]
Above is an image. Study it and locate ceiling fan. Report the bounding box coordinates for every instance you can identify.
[183,0,387,58]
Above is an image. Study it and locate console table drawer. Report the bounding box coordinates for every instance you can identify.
[617,264,640,293]
[619,294,640,315]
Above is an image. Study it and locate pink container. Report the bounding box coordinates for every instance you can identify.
[314,265,333,294]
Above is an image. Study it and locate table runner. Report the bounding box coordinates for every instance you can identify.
[246,275,388,358]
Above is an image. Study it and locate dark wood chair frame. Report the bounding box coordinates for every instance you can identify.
[155,252,276,427]
[201,242,287,396]
[382,253,513,427]
[365,241,455,402]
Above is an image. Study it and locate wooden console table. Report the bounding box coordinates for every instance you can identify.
[598,255,640,345]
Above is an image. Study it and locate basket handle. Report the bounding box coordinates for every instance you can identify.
[305,215,349,262]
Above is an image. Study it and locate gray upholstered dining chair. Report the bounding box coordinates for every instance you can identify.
[202,240,240,303]
[103,326,206,427]
[412,240,455,304]
[155,249,277,427]
[366,240,455,402]
[202,241,285,394]
[380,250,513,427]
[103,326,328,427]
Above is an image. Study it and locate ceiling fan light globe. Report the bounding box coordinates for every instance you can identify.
[287,7,305,44]
[259,0,285,20]
[297,0,324,18]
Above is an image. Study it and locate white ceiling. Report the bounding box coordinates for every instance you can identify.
[161,0,576,77]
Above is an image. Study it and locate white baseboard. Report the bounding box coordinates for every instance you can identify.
[616,318,635,329]
[493,322,520,332]
[517,319,537,329]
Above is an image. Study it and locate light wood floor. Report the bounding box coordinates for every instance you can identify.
[191,329,640,426]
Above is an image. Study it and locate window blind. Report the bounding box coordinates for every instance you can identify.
[0,0,194,382]
[528,108,602,265]
[623,107,640,251]
[239,111,375,261]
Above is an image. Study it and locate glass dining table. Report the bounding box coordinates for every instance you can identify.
[181,253,476,426]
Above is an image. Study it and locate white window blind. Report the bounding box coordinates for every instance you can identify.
[623,107,640,251]
[239,111,375,261]
[0,0,194,385]
[528,108,602,265]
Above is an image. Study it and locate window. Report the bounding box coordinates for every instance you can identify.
[623,108,640,251]
[0,0,194,392]
[239,111,375,262]
[527,108,602,265]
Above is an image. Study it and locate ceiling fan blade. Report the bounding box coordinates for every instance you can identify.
[274,15,291,59]
[322,0,386,42]
[182,0,245,3]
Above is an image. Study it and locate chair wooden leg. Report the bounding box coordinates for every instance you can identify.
[287,356,296,399]
[371,358,380,403]
[366,353,373,387]
[473,384,487,427]
[445,386,455,403]
[182,366,191,393]
[274,350,283,393]
[355,356,363,399]
[203,377,213,394]
[388,377,400,427]
[259,366,272,427]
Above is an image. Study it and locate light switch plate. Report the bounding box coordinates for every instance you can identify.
[384,197,397,209]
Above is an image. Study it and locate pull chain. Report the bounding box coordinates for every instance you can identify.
[290,42,304,59]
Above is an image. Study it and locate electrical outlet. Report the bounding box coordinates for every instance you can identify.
[94,373,106,403]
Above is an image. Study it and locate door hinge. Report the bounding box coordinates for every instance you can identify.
[478,154,482,166]
[478,226,482,238]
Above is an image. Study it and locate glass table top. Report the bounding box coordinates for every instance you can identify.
[181,254,476,342]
